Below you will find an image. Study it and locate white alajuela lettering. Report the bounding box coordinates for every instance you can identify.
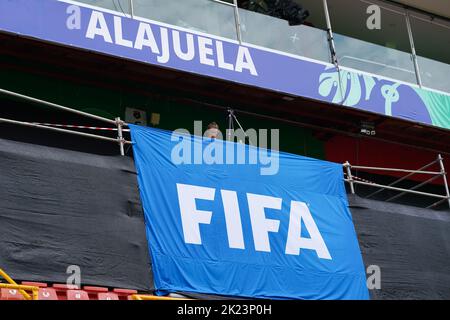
[285,201,332,259]
[86,11,112,43]
[82,10,258,76]
[198,36,215,67]
[216,41,234,71]
[157,27,170,64]
[176,183,215,245]
[173,30,195,61]
[236,46,258,76]
[134,22,160,54]
[113,16,133,48]
[176,183,331,259]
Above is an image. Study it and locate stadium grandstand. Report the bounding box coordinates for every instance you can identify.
[0,0,449,300]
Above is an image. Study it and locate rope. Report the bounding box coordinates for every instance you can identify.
[344,172,376,184]
[32,122,131,132]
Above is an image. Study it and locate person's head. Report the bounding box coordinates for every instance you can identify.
[206,122,220,139]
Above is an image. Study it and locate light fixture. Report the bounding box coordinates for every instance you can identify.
[282,95,295,101]
[360,121,376,136]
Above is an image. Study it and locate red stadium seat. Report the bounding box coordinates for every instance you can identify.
[0,288,25,300]
[38,288,58,300]
[113,288,137,300]
[98,292,119,300]
[0,281,146,300]
[84,286,108,292]
[84,286,109,299]
[52,283,79,290]
[52,284,79,300]
[67,289,89,300]
[21,281,48,288]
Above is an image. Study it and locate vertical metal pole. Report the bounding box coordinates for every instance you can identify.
[116,117,125,156]
[322,0,338,65]
[323,0,346,104]
[227,109,234,141]
[405,9,422,87]
[233,0,243,43]
[345,162,356,194]
[130,0,134,18]
[438,154,450,209]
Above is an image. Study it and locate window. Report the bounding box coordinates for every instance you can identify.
[237,0,330,62]
[133,0,238,40]
[328,0,416,84]
[410,14,450,92]
[76,0,132,15]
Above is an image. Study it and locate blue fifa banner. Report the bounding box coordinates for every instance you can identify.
[130,125,369,299]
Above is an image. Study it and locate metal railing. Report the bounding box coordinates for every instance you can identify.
[343,155,450,209]
[0,268,39,300]
[0,88,131,156]
[118,0,448,93]
[62,0,450,94]
[1,88,449,209]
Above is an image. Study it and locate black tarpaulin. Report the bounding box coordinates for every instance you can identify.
[349,195,450,300]
[0,138,152,291]
[1,133,450,298]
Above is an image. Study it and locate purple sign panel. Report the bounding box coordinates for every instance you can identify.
[0,0,448,129]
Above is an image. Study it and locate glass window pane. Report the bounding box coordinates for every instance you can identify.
[237,0,330,63]
[328,0,417,84]
[410,15,450,93]
[76,0,131,15]
[133,0,238,40]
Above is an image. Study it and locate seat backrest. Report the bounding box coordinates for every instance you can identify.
[52,284,79,300]
[21,281,48,288]
[39,288,58,300]
[84,286,108,299]
[67,289,90,300]
[0,288,25,300]
[113,288,138,300]
[98,292,119,300]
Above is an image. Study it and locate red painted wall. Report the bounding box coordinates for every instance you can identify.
[325,135,447,185]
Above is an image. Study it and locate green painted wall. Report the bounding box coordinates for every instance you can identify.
[0,58,325,159]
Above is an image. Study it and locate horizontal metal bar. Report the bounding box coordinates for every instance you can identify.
[0,283,38,291]
[346,165,441,175]
[195,100,450,157]
[426,198,448,209]
[0,117,131,144]
[340,56,415,75]
[385,174,443,202]
[365,158,440,199]
[359,0,407,16]
[344,179,449,200]
[0,87,118,125]
[0,283,38,300]
[211,0,236,7]
[0,268,35,300]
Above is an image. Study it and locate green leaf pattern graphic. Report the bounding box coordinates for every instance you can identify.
[414,87,450,129]
[319,67,450,129]
[319,67,376,107]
